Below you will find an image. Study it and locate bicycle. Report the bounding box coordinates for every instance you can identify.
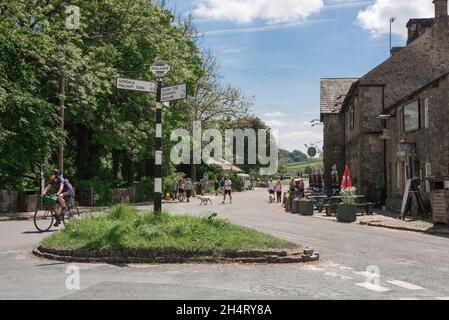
[33,194,80,232]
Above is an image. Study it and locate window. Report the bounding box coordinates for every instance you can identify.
[403,100,420,133]
[425,163,431,192]
[424,97,430,129]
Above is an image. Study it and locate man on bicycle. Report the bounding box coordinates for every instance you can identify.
[41,169,73,226]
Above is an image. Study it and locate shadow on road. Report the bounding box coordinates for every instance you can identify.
[35,262,68,267]
[22,230,56,234]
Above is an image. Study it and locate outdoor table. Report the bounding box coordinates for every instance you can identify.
[308,195,328,213]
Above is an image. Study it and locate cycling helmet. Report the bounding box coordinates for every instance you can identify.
[50,169,61,176]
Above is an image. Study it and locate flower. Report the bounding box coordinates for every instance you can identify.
[341,187,357,205]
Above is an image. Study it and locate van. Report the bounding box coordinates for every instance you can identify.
[237,173,253,190]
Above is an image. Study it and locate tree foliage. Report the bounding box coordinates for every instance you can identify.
[0,0,261,191]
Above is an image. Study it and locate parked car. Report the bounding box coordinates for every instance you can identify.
[237,173,253,190]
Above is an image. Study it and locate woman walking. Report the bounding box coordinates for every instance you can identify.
[275,180,283,203]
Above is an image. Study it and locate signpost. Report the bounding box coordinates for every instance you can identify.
[116,60,187,213]
[307,146,317,158]
[161,84,187,102]
[116,78,156,93]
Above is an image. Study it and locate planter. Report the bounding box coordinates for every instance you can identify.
[285,196,292,212]
[337,204,357,222]
[299,201,314,216]
[292,200,301,214]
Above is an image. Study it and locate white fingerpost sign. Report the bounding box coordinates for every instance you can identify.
[116,78,156,93]
[150,60,171,78]
[161,84,187,102]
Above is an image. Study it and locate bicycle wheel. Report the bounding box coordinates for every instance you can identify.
[34,208,54,232]
[63,205,80,225]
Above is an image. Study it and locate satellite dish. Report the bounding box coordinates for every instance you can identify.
[307,146,317,158]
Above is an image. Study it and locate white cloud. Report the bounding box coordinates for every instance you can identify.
[203,19,329,36]
[356,0,434,37]
[264,119,285,128]
[278,129,323,152]
[260,117,323,152]
[264,112,286,118]
[193,0,324,24]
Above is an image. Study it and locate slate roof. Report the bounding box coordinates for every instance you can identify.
[406,18,435,28]
[320,78,358,116]
[339,18,449,114]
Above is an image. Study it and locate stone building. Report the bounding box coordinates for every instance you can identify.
[320,78,358,193]
[321,0,449,209]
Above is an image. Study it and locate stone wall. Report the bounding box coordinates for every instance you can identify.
[323,113,345,194]
[343,85,385,203]
[386,76,449,211]
[0,190,19,213]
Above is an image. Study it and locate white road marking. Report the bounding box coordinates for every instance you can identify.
[303,265,325,271]
[356,271,381,278]
[339,266,354,271]
[387,280,425,290]
[399,297,420,300]
[325,272,353,280]
[355,282,391,293]
[436,297,449,300]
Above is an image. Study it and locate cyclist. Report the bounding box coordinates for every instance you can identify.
[41,169,73,226]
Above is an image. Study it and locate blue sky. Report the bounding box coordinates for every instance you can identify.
[169,0,434,152]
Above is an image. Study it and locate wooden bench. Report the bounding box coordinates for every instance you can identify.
[357,202,374,216]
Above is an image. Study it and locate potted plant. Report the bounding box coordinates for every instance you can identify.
[292,198,301,214]
[299,198,314,216]
[337,187,358,222]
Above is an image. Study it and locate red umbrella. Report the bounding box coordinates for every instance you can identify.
[340,165,353,189]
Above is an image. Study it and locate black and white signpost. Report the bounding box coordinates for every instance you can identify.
[116,60,186,213]
[150,60,171,213]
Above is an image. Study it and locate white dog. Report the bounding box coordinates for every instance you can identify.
[198,195,213,205]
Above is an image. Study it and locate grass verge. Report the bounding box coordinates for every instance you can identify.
[41,205,298,252]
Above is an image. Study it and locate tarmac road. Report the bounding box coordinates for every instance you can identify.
[1,188,449,300]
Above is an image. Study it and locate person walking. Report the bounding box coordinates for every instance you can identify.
[185,178,193,202]
[222,176,232,204]
[267,178,275,203]
[171,179,178,201]
[214,178,220,196]
[275,180,283,203]
[299,179,305,198]
[220,177,225,193]
[178,179,186,202]
[289,178,297,199]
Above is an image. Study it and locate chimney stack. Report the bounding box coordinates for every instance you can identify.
[434,0,448,19]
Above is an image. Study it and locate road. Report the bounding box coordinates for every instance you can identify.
[1,188,449,300]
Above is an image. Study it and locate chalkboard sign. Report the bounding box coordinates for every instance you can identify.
[400,178,427,219]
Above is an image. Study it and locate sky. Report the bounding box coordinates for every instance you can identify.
[168,0,435,152]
